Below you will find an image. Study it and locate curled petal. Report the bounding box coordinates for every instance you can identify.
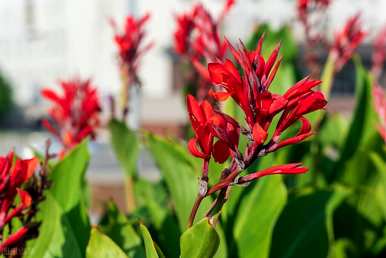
[188,138,209,159]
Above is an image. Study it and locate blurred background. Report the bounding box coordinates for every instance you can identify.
[0,0,385,214]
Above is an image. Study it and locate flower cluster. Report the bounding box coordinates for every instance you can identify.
[41,79,101,155]
[374,86,386,143]
[174,0,235,100]
[331,14,366,72]
[111,14,153,86]
[297,0,330,75]
[187,37,327,226]
[111,14,153,121]
[0,150,49,257]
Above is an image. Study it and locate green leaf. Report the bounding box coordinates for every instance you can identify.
[109,119,140,177]
[145,134,210,229]
[180,218,220,258]
[26,141,91,258]
[329,58,377,183]
[98,201,143,257]
[134,179,180,258]
[24,193,84,258]
[86,228,128,258]
[270,190,347,258]
[140,224,164,258]
[49,140,91,250]
[233,175,287,258]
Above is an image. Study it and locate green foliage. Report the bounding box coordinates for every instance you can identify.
[86,228,128,258]
[0,70,13,120]
[99,201,144,257]
[233,176,287,258]
[109,119,140,177]
[145,134,211,230]
[180,218,220,258]
[25,141,91,258]
[270,190,347,258]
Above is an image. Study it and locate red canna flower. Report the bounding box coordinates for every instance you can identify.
[187,36,327,227]
[186,95,235,164]
[331,14,366,72]
[111,14,153,86]
[42,79,101,155]
[174,0,235,101]
[373,86,386,142]
[0,152,39,256]
[296,0,331,75]
[208,38,326,152]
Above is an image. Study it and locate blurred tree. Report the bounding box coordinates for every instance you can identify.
[0,70,13,121]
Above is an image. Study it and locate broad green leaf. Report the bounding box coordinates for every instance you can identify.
[140,224,164,258]
[26,141,91,258]
[180,218,220,258]
[49,140,91,251]
[24,194,84,258]
[86,228,128,258]
[145,134,210,229]
[270,190,347,258]
[98,201,143,257]
[109,119,140,177]
[233,175,287,258]
[329,58,377,183]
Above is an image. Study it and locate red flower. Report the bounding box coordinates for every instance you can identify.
[331,14,366,72]
[174,1,235,100]
[187,95,234,163]
[208,38,326,152]
[111,14,153,85]
[42,79,101,154]
[187,36,327,227]
[0,152,38,254]
[374,86,386,142]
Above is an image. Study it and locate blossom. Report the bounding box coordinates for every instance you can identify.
[187,37,327,226]
[331,14,366,72]
[187,95,237,163]
[373,86,386,142]
[173,0,235,100]
[0,152,38,255]
[208,38,326,153]
[42,79,101,154]
[111,14,153,86]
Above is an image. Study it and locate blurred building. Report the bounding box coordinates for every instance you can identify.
[0,0,385,124]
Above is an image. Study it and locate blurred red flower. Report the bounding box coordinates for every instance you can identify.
[0,152,38,254]
[331,14,366,72]
[174,0,235,100]
[41,79,101,155]
[111,14,153,86]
